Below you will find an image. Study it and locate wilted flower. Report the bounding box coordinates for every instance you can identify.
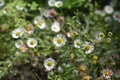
[83,42,94,54]
[53,34,67,47]
[74,39,82,48]
[104,5,114,14]
[19,45,28,52]
[24,24,34,34]
[67,31,76,38]
[102,69,113,79]
[0,0,4,7]
[51,21,60,32]
[79,64,87,72]
[48,0,55,7]
[49,9,57,18]
[44,58,56,71]
[15,40,24,48]
[12,28,24,39]
[57,16,64,23]
[34,16,46,29]
[27,38,37,48]
[55,1,63,8]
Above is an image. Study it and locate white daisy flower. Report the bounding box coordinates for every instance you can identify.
[102,69,113,79]
[104,5,114,14]
[34,16,46,29]
[44,58,56,71]
[27,38,37,48]
[15,40,23,48]
[83,42,94,54]
[15,4,24,11]
[48,0,55,7]
[113,11,120,21]
[96,32,105,40]
[0,0,4,7]
[74,39,82,48]
[12,28,24,39]
[51,21,60,32]
[55,1,63,8]
[53,34,67,47]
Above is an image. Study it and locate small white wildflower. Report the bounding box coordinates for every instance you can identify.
[27,38,37,48]
[96,32,105,40]
[55,1,63,8]
[44,58,56,71]
[53,34,67,47]
[34,16,46,29]
[48,0,55,7]
[104,5,114,14]
[12,28,24,39]
[51,21,60,32]
[83,42,94,54]
[74,39,82,48]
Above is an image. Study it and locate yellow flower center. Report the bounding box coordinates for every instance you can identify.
[99,33,105,38]
[38,20,43,26]
[20,46,25,51]
[30,41,34,45]
[53,26,57,30]
[79,64,86,72]
[85,45,90,50]
[25,26,30,31]
[57,3,62,7]
[16,31,20,36]
[104,71,109,76]
[76,41,81,46]
[57,38,63,43]
[83,76,90,80]
[47,61,53,67]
